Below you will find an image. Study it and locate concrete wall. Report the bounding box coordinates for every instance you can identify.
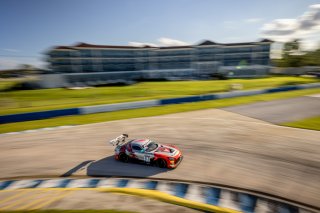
[39,65,271,89]
[271,66,320,75]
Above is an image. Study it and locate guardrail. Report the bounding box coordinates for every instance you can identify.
[0,108,80,124]
[0,177,317,213]
[1,82,320,124]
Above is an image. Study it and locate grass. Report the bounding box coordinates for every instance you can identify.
[0,77,37,90]
[0,210,137,213]
[1,87,319,133]
[0,79,24,90]
[0,76,319,115]
[282,116,320,131]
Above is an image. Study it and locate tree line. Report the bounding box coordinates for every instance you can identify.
[273,40,320,67]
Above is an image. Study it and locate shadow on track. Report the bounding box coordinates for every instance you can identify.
[87,156,169,177]
[61,160,95,177]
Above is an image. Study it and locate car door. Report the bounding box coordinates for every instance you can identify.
[132,144,145,161]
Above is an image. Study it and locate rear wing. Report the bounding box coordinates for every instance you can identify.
[109,134,129,146]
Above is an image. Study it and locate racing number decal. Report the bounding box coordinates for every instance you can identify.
[144,155,150,163]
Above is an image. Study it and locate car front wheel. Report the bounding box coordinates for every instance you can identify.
[119,153,129,163]
[156,159,167,168]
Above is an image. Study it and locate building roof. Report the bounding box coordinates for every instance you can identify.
[159,45,192,49]
[222,42,257,46]
[258,39,273,43]
[54,46,77,50]
[50,39,273,52]
[198,40,218,46]
[197,39,273,47]
[73,42,143,49]
[222,39,273,46]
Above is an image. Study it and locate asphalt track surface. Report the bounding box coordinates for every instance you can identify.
[0,109,319,208]
[223,96,320,124]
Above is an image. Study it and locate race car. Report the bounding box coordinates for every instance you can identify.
[109,134,183,169]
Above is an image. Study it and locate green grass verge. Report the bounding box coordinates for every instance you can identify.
[0,210,137,213]
[1,88,319,134]
[0,77,319,115]
[282,116,320,131]
[0,77,35,90]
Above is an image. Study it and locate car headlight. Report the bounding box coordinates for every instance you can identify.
[169,157,175,161]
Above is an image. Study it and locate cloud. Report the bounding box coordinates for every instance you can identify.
[300,33,320,50]
[299,4,320,32]
[129,37,189,47]
[262,19,297,39]
[261,4,320,46]
[128,42,158,47]
[245,18,263,23]
[2,48,21,53]
[157,37,190,46]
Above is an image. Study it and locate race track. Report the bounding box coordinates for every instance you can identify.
[0,109,319,208]
[223,96,320,123]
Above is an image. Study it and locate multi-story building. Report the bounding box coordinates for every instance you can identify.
[42,39,272,88]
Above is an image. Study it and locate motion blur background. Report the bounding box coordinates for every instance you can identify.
[0,1,320,213]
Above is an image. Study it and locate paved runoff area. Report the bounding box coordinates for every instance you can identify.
[223,95,320,124]
[0,108,319,209]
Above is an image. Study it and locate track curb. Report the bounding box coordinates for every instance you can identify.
[0,177,317,213]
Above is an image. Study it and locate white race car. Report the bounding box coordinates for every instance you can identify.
[110,134,183,168]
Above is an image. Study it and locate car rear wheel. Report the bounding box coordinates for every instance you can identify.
[156,159,167,168]
[119,153,129,163]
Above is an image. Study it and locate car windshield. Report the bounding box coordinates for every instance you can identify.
[145,141,158,152]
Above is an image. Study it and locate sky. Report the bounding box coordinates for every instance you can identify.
[1,0,320,70]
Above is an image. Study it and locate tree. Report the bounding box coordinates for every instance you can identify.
[19,64,36,71]
[17,64,41,75]
[274,39,304,67]
[302,48,320,66]
[283,39,300,56]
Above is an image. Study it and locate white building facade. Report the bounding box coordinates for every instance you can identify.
[42,39,272,88]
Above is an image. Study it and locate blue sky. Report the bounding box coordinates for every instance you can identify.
[1,0,320,69]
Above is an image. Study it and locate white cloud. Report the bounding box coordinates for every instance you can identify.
[261,19,298,42]
[129,37,189,47]
[157,37,189,46]
[128,42,158,47]
[2,48,21,53]
[299,4,320,33]
[245,18,263,23]
[261,4,320,49]
[300,32,320,50]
